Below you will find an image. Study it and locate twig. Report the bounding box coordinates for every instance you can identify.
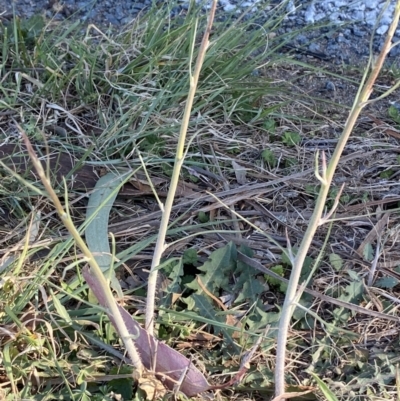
[209,145,242,238]
[367,240,381,287]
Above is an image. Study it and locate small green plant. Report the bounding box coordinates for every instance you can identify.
[2,0,400,399]
[380,169,394,179]
[388,104,400,124]
[265,265,287,292]
[263,118,276,133]
[305,184,320,197]
[284,157,298,168]
[282,131,301,146]
[197,211,209,223]
[261,149,277,168]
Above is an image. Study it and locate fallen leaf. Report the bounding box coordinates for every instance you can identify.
[357,212,390,257]
[138,371,167,400]
[85,172,130,298]
[232,160,247,184]
[83,267,210,397]
[367,114,400,139]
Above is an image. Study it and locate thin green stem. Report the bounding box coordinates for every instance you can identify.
[18,124,143,375]
[274,1,400,397]
[145,0,218,335]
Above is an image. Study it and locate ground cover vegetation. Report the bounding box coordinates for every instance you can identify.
[1,0,400,400]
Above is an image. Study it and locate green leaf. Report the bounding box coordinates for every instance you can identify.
[281,247,296,265]
[246,299,280,334]
[263,118,276,133]
[388,105,400,123]
[292,298,313,322]
[183,296,196,311]
[236,279,265,303]
[189,294,224,329]
[161,258,184,308]
[284,157,298,168]
[183,248,198,265]
[186,242,236,294]
[265,265,284,288]
[347,270,361,281]
[300,256,313,281]
[333,279,364,322]
[375,276,399,289]
[140,133,165,152]
[338,280,364,304]
[261,149,276,167]
[329,253,343,271]
[109,366,134,401]
[363,243,374,262]
[85,172,132,298]
[198,211,209,223]
[233,246,264,303]
[310,373,339,401]
[50,290,72,324]
[380,169,394,179]
[305,184,319,197]
[189,294,238,350]
[282,131,301,146]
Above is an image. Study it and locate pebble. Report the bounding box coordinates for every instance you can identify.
[295,34,307,45]
[105,13,120,25]
[325,81,335,91]
[308,43,321,54]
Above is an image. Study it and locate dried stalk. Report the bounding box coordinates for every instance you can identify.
[145,0,218,335]
[17,124,143,375]
[274,1,400,397]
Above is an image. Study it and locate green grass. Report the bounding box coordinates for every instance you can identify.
[1,1,400,400]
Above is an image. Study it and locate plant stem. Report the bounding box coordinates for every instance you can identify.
[18,125,143,374]
[145,0,217,335]
[274,1,400,397]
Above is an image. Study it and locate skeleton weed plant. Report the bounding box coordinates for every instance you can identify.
[274,0,400,398]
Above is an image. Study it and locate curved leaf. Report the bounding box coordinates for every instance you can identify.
[85,172,130,298]
[83,267,210,397]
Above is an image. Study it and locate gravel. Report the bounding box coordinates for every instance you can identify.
[1,0,400,62]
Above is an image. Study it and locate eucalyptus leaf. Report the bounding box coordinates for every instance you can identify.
[85,172,132,298]
[83,267,210,397]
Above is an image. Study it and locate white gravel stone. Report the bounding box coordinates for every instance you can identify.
[1,0,400,42]
[220,0,237,12]
[376,24,389,35]
[304,2,316,24]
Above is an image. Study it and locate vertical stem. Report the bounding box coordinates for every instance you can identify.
[274,1,400,396]
[145,0,217,335]
[18,126,143,374]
